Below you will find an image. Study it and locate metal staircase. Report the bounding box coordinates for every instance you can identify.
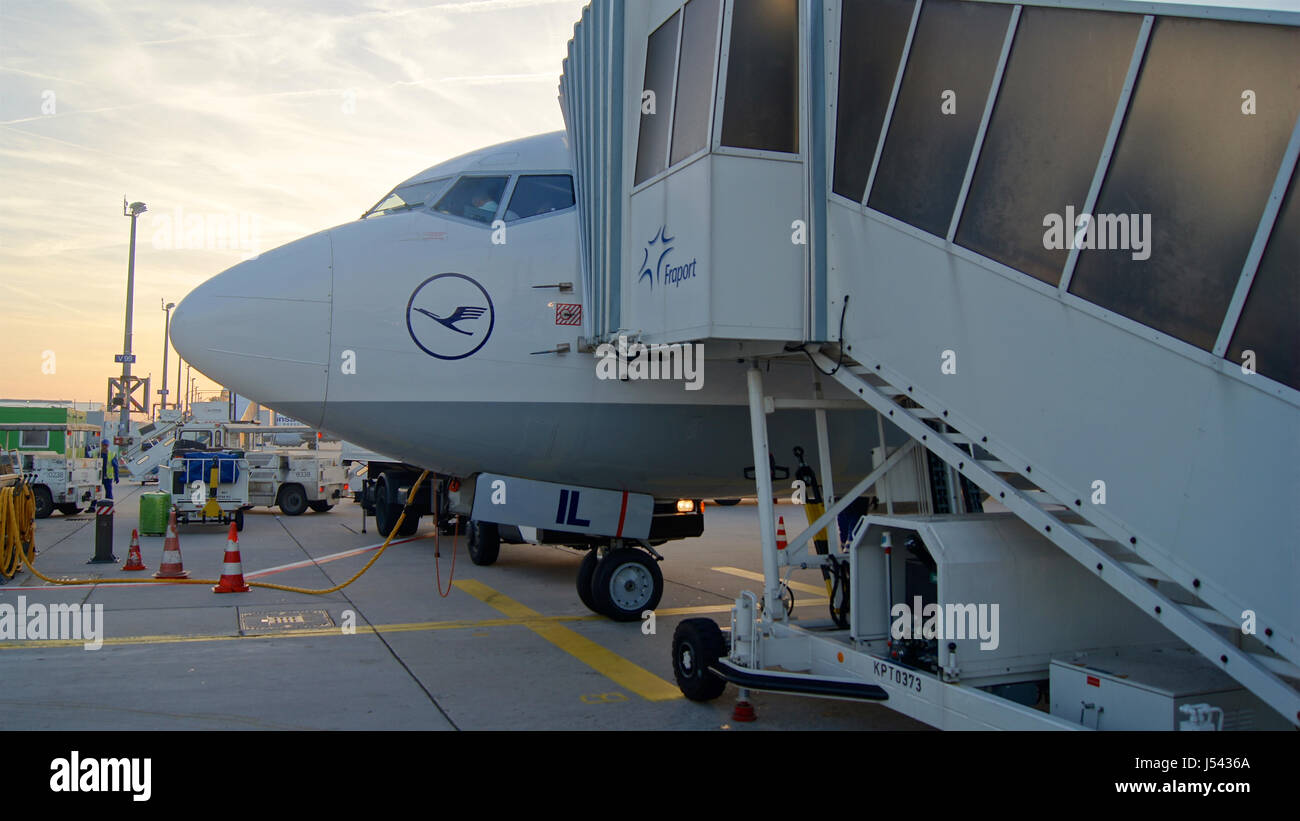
[805,346,1300,727]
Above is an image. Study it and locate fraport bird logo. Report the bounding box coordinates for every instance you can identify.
[406,273,495,360]
[637,225,698,290]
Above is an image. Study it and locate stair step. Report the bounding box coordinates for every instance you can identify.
[1184,605,1237,629]
[1249,652,1300,679]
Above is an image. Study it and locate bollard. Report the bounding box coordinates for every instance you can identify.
[88,500,118,564]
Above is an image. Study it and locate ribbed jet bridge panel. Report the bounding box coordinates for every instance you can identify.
[825,0,1299,665]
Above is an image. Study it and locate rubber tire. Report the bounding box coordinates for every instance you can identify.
[279,484,308,516]
[467,520,500,566]
[396,510,420,537]
[32,486,53,519]
[712,498,742,506]
[308,500,334,513]
[591,548,663,622]
[672,618,728,701]
[575,549,600,613]
[57,503,82,515]
[234,508,244,532]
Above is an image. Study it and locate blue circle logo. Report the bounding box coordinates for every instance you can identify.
[406,273,495,361]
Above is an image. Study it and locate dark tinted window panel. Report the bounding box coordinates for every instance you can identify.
[955,7,1141,283]
[671,0,722,165]
[635,12,681,185]
[506,175,576,222]
[1069,17,1300,351]
[720,0,798,153]
[1228,167,1300,391]
[867,0,1012,236]
[832,0,915,201]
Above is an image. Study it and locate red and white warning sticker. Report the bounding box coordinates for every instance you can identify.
[555,303,582,326]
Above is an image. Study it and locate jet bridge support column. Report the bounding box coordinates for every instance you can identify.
[746,366,785,622]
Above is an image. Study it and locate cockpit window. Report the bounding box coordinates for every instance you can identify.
[432,176,510,224]
[505,175,575,222]
[363,178,449,219]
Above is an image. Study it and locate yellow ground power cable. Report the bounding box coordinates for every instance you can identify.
[11,471,430,596]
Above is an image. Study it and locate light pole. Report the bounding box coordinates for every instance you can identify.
[118,199,147,440]
[160,300,175,414]
[185,363,192,413]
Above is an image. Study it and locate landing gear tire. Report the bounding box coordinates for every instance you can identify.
[234,508,244,532]
[576,549,599,612]
[467,520,500,566]
[590,548,663,621]
[56,503,82,516]
[279,485,308,516]
[308,500,334,513]
[672,618,727,701]
[712,498,742,506]
[33,486,53,519]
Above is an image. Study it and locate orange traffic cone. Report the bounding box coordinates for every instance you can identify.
[154,508,190,579]
[775,516,787,551]
[122,529,147,571]
[212,522,251,594]
[732,693,757,722]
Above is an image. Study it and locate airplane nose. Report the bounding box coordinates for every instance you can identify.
[170,232,332,427]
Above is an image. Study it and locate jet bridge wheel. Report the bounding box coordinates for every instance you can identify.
[466,520,500,566]
[672,618,727,701]
[590,547,663,622]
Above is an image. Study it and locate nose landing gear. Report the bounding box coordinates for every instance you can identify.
[575,541,664,621]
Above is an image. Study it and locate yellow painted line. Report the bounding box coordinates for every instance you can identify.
[711,566,829,598]
[454,578,682,702]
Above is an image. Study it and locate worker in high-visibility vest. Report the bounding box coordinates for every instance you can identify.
[99,439,120,501]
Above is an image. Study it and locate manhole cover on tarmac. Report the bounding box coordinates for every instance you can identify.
[238,608,335,634]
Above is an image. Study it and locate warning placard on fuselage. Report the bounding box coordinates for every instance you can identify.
[471,473,653,540]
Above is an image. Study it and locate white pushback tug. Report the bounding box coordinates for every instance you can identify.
[173,0,1300,729]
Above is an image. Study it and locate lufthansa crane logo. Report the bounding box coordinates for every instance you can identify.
[406,273,495,360]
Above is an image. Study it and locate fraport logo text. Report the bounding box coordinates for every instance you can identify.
[637,225,699,289]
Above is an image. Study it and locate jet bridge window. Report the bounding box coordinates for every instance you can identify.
[1228,166,1300,391]
[831,0,914,202]
[867,0,1011,236]
[1068,17,1300,351]
[635,11,682,185]
[955,6,1142,284]
[670,0,722,165]
[719,0,798,154]
[505,175,575,222]
[432,176,510,225]
[363,178,450,219]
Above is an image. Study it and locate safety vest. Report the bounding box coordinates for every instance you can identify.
[101,450,119,481]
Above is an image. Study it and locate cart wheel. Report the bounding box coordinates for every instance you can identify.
[32,486,53,519]
[279,484,308,516]
[575,548,600,613]
[672,618,727,701]
[308,500,334,513]
[234,509,244,532]
[466,520,500,566]
[56,503,82,516]
[711,498,742,506]
[591,548,662,622]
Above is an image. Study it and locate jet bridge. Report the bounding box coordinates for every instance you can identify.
[561,0,1300,727]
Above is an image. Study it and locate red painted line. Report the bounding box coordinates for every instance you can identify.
[615,491,628,538]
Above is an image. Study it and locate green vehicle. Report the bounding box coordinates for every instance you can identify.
[0,408,103,518]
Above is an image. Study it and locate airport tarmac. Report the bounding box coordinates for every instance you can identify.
[0,483,927,731]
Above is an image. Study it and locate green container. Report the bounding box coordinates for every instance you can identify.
[139,492,171,536]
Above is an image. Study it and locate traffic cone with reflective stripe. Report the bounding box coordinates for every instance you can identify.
[212,522,250,593]
[732,688,757,722]
[775,516,787,551]
[122,529,147,571]
[153,509,189,579]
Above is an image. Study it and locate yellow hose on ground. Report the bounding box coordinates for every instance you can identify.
[0,483,37,580]
[12,472,430,596]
